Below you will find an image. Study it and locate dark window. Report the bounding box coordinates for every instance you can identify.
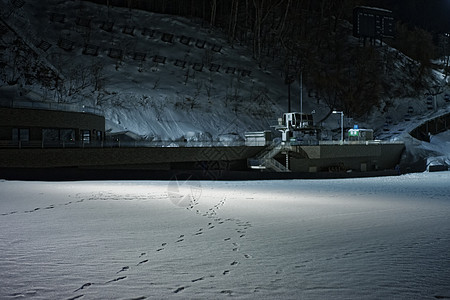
[42,128,60,142]
[60,129,75,142]
[12,128,18,141]
[96,130,102,141]
[19,129,29,141]
[12,128,29,141]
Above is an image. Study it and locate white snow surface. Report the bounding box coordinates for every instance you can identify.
[425,130,450,167]
[1,173,450,299]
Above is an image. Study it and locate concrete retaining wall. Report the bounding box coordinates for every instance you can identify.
[286,143,405,172]
[0,146,263,170]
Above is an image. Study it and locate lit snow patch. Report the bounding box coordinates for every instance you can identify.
[0,173,449,299]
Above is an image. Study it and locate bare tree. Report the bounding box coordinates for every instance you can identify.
[251,0,286,64]
[227,0,239,44]
[91,61,105,93]
[210,0,217,27]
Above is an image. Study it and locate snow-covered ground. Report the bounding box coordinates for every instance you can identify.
[2,0,450,167]
[1,3,450,297]
[1,173,449,299]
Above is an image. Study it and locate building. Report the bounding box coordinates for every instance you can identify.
[0,105,105,147]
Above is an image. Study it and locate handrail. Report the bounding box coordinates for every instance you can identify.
[317,140,404,145]
[0,140,248,149]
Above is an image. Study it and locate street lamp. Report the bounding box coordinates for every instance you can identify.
[332,110,344,143]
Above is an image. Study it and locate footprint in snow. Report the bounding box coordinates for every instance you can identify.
[117,266,129,273]
[67,295,84,300]
[221,290,233,295]
[74,283,93,292]
[105,276,127,284]
[173,286,185,293]
[137,259,148,266]
[191,277,204,282]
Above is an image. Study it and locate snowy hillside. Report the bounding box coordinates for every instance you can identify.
[1,0,299,141]
[1,0,450,167]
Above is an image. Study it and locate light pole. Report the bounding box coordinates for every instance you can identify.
[300,71,303,125]
[332,110,344,143]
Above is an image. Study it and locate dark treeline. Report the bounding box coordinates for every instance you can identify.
[85,0,440,117]
[361,0,450,34]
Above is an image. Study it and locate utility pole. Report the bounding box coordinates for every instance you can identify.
[300,71,303,124]
[288,82,291,113]
[285,75,295,113]
[333,110,344,143]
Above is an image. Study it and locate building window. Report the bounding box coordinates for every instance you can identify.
[96,130,102,141]
[81,130,90,143]
[12,128,18,141]
[42,128,60,142]
[20,129,29,141]
[60,129,76,143]
[12,128,30,142]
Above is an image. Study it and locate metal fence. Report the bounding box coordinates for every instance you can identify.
[0,140,247,149]
[0,138,405,149]
[317,140,404,146]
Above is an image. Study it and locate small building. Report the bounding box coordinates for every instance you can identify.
[348,127,373,142]
[0,106,105,146]
[245,131,272,146]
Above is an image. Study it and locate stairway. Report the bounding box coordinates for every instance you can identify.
[248,143,291,172]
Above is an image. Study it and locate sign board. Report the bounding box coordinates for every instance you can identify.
[348,129,359,137]
[348,128,374,141]
[353,6,395,39]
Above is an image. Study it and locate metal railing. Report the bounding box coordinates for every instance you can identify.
[0,138,405,149]
[0,139,247,149]
[317,140,404,145]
